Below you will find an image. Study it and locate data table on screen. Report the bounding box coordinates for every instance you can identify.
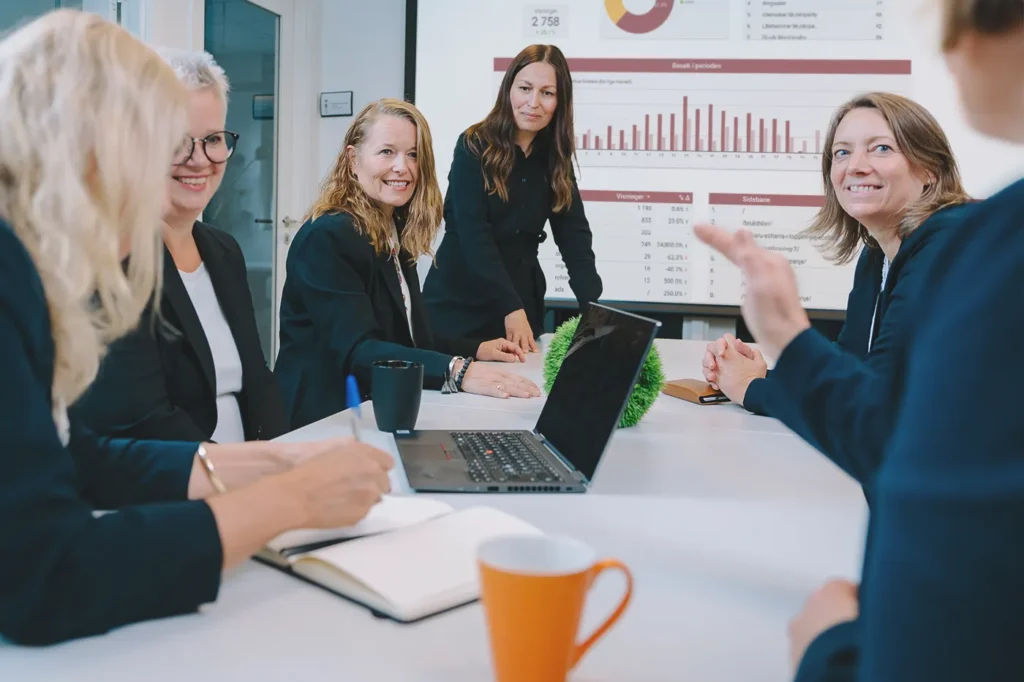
[744,0,888,42]
[703,193,857,310]
[539,190,694,305]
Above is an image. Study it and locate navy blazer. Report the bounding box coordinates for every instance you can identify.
[797,178,1024,681]
[0,221,222,645]
[72,222,287,443]
[743,244,881,414]
[274,212,480,430]
[744,203,975,495]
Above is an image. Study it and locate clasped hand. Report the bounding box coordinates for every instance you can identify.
[702,334,767,406]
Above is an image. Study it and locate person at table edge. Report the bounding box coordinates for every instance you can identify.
[73,48,288,444]
[0,11,394,646]
[703,91,973,504]
[422,44,603,353]
[274,98,541,430]
[697,1,1024,679]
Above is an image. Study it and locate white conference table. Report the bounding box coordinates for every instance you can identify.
[0,338,868,682]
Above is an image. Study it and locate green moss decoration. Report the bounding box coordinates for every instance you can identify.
[542,315,665,428]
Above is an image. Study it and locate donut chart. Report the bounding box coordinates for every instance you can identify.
[604,0,673,34]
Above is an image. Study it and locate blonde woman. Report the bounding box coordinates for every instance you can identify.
[0,10,392,645]
[275,99,541,430]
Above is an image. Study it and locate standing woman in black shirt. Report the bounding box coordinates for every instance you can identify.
[423,44,603,353]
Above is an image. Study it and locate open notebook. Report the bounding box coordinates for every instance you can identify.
[255,497,542,623]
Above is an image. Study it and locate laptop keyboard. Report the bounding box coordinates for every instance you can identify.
[451,431,566,483]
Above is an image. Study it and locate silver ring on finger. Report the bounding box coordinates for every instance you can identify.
[497,384,503,392]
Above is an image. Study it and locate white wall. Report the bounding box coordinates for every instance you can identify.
[143,0,203,50]
[316,0,407,185]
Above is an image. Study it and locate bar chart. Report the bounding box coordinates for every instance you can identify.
[544,58,913,172]
[576,97,827,154]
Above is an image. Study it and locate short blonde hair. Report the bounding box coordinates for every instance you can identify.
[305,98,443,260]
[939,0,1024,50]
[0,10,189,415]
[806,92,971,264]
[156,47,231,101]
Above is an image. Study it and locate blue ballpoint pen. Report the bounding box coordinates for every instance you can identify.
[345,375,362,442]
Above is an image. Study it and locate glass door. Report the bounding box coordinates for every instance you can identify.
[203,0,281,362]
[0,2,89,31]
[204,0,301,364]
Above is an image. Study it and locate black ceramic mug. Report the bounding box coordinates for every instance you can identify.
[371,360,424,432]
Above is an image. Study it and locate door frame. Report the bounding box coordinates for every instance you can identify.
[143,0,321,361]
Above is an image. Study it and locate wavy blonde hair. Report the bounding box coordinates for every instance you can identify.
[0,10,188,417]
[305,98,443,260]
[806,92,971,264]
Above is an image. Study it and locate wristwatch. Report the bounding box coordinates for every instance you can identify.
[441,356,464,394]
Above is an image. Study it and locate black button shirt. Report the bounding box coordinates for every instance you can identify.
[423,132,603,339]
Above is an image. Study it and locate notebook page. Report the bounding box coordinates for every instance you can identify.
[304,506,542,612]
[267,495,453,552]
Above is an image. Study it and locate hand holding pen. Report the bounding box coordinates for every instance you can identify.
[346,375,362,442]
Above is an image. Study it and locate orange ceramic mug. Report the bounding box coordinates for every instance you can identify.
[477,535,633,682]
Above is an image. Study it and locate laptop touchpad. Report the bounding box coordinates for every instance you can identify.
[403,443,462,462]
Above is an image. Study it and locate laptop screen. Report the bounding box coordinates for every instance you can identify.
[534,304,660,481]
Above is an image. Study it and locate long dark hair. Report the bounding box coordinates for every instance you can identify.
[464,44,577,213]
[806,92,971,264]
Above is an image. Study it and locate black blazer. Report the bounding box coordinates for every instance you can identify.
[73,221,288,442]
[422,132,603,340]
[0,221,222,645]
[796,179,1024,681]
[274,212,479,430]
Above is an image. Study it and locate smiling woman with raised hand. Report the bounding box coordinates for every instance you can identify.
[73,48,288,445]
[696,0,1024,678]
[700,92,972,495]
[422,44,603,353]
[275,99,540,430]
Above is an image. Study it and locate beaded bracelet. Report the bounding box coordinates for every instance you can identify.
[454,357,474,392]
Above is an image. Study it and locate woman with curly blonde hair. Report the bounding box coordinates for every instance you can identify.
[276,98,540,430]
[0,10,395,645]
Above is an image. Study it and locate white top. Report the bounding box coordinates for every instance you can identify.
[388,225,414,343]
[868,256,890,352]
[177,262,246,443]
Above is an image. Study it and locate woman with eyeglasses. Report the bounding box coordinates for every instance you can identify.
[74,49,288,444]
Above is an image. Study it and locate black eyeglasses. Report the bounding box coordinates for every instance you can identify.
[172,130,240,165]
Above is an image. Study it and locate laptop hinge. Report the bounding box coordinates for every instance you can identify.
[534,431,587,483]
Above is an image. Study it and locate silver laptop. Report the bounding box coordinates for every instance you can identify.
[396,303,661,493]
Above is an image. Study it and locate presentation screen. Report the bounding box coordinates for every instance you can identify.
[412,0,1023,313]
